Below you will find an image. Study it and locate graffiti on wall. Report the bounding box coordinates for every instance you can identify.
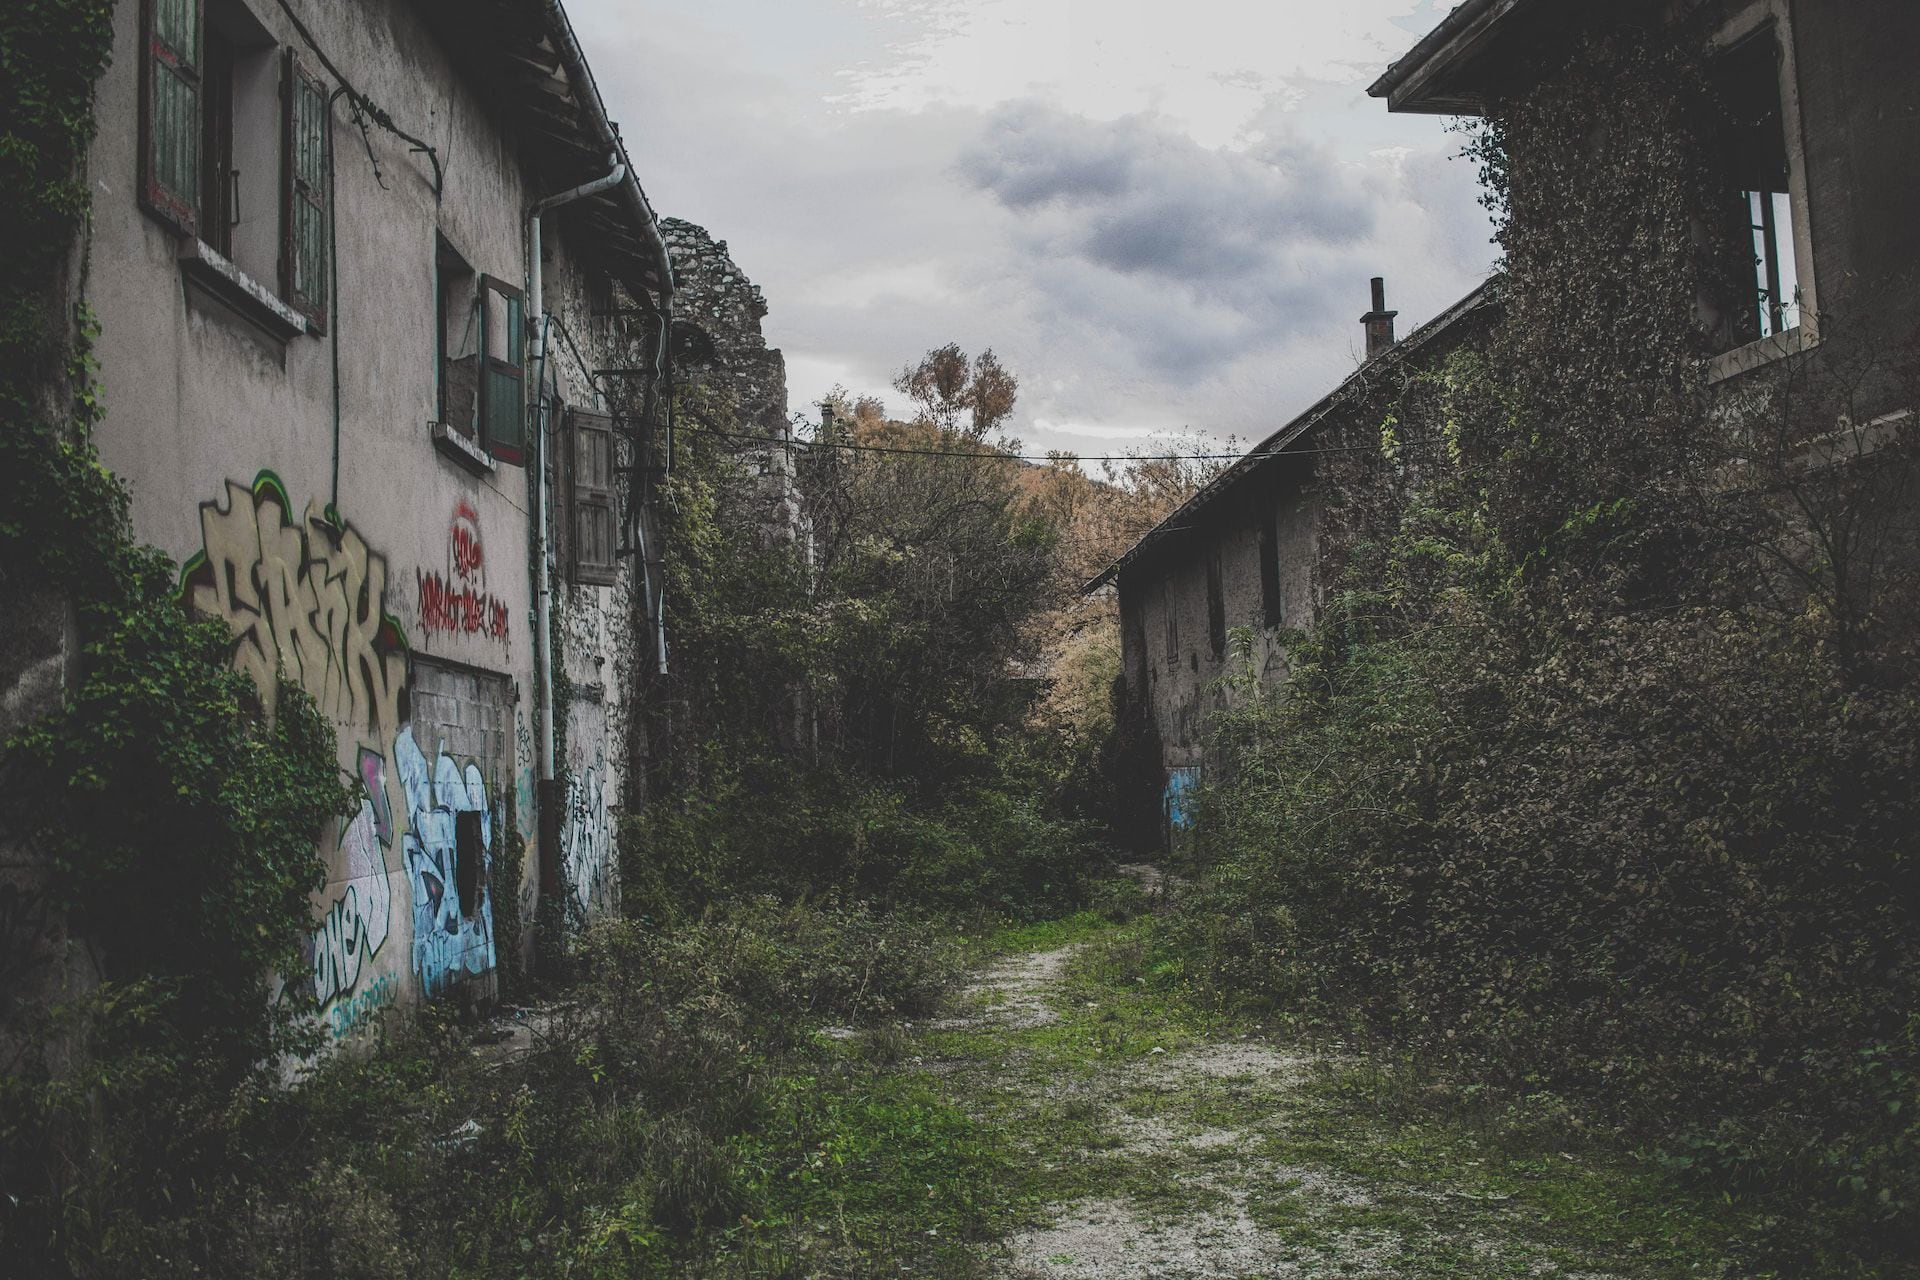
[182,474,409,747]
[395,726,498,997]
[418,500,510,647]
[562,753,611,922]
[1164,766,1201,831]
[185,474,502,1025]
[513,709,535,838]
[304,796,392,1008]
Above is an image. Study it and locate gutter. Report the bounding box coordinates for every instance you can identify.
[1368,0,1500,100]
[540,0,674,302]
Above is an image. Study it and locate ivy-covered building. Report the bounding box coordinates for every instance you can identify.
[60,0,673,1033]
[1097,0,1919,847]
[1088,281,1497,844]
[1370,0,1919,415]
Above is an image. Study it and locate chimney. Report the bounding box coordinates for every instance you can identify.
[1361,276,1398,361]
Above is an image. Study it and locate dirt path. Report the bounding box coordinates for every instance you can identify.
[908,920,1734,1280]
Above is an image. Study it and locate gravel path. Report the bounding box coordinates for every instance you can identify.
[907,922,1710,1280]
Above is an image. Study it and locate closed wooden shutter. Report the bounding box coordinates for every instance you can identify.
[280,51,329,329]
[479,276,526,463]
[568,410,618,586]
[140,0,202,236]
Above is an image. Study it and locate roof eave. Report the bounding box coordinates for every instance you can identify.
[1367,0,1542,116]
[1081,280,1500,596]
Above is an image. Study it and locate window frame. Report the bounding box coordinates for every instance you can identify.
[1707,0,1820,383]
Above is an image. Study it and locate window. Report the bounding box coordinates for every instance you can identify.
[453,810,483,918]
[1714,26,1800,349]
[1161,579,1179,668]
[1206,553,1226,660]
[281,48,329,328]
[139,0,327,328]
[567,409,619,586]
[437,238,479,433]
[478,275,526,463]
[1258,518,1283,629]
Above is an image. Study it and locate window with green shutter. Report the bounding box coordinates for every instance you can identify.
[140,0,202,236]
[281,51,329,330]
[567,409,618,586]
[478,276,527,463]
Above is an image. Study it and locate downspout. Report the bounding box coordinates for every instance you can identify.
[530,162,627,785]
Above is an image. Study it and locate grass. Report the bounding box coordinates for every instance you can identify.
[746,907,1751,1278]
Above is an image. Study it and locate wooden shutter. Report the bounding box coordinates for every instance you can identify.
[280,51,329,329]
[139,0,202,236]
[568,409,618,586]
[478,276,526,463]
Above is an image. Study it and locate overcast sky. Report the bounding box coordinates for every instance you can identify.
[567,0,1496,458]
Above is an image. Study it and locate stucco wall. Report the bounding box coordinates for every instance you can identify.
[83,0,639,1035]
[1118,460,1320,776]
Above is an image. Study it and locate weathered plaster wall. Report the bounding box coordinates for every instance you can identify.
[1787,0,1920,417]
[1117,461,1320,780]
[540,233,640,930]
[82,0,638,1034]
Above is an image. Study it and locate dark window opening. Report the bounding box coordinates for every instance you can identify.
[453,810,484,919]
[1713,28,1799,349]
[1162,580,1179,668]
[198,26,234,254]
[437,237,478,433]
[1206,552,1226,659]
[1258,519,1283,629]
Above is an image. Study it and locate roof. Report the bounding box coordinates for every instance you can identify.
[411,0,674,302]
[1366,0,1554,115]
[1082,281,1499,594]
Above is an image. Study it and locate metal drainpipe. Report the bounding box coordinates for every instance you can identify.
[530,161,626,785]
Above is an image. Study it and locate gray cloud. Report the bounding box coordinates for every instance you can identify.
[958,102,1372,289]
[564,1,1496,457]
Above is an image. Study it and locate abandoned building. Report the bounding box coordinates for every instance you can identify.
[1099,0,1920,841]
[1371,0,1919,411]
[1089,281,1498,835]
[8,0,683,1038]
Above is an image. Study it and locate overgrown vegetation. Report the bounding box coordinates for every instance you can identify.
[1174,22,1920,1275]
[20,898,991,1278]
[633,358,1104,921]
[2,2,350,1268]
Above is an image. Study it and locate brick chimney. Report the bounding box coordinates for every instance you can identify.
[1361,276,1398,361]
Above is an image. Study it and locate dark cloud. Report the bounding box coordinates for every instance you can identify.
[958,102,1372,289]
[564,2,1496,453]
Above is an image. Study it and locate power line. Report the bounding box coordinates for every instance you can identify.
[678,421,1445,465]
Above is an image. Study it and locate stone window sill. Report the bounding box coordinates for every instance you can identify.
[1708,324,1816,385]
[177,239,308,342]
[431,421,498,475]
